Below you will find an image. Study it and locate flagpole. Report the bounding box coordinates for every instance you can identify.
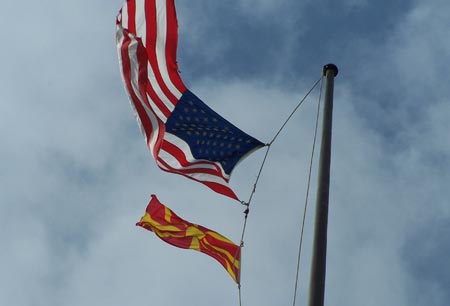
[307,63,338,306]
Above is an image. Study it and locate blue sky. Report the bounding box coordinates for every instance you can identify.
[1,0,450,305]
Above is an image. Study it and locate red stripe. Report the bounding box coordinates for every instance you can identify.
[158,157,227,179]
[127,0,136,33]
[204,232,240,252]
[146,196,186,230]
[138,195,240,282]
[160,140,226,177]
[145,82,172,119]
[134,35,166,157]
[121,36,154,144]
[117,8,123,25]
[156,158,238,200]
[144,0,179,106]
[198,237,240,279]
[138,222,194,248]
[165,0,187,93]
[118,1,241,201]
[201,181,238,200]
[120,31,163,159]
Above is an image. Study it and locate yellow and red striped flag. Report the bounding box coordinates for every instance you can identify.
[137,195,241,283]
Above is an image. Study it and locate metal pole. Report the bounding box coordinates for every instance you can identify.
[307,63,338,306]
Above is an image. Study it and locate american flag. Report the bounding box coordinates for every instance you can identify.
[116,0,263,200]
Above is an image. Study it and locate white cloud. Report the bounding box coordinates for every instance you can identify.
[2,0,450,306]
[389,0,450,94]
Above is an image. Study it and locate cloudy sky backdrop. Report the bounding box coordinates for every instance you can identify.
[1,0,450,305]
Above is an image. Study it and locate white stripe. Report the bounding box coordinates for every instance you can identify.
[157,147,215,172]
[117,27,141,123]
[143,106,160,153]
[121,0,177,121]
[121,2,129,29]
[116,27,146,141]
[146,93,167,122]
[155,0,183,99]
[164,133,228,177]
[117,24,161,154]
[157,151,229,185]
[146,61,175,116]
[117,30,149,145]
[127,33,161,153]
[135,0,147,45]
[159,148,221,172]
[132,0,177,117]
[161,133,230,178]
[116,24,125,50]
[143,101,160,153]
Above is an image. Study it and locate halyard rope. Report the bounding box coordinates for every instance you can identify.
[237,76,323,306]
[292,74,324,306]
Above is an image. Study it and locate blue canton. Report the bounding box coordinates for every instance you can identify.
[165,90,264,175]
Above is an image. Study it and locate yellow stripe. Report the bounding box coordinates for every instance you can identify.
[212,247,238,282]
[202,233,240,268]
[164,206,172,223]
[185,225,205,250]
[189,237,200,250]
[139,213,181,232]
[207,231,235,244]
[139,211,239,283]
[186,225,205,238]
[225,259,237,282]
[201,238,240,283]
[205,244,240,270]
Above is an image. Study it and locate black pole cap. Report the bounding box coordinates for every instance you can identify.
[323,63,338,77]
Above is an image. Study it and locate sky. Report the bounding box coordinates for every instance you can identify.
[1,0,450,305]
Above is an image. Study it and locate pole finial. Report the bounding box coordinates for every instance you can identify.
[323,63,338,77]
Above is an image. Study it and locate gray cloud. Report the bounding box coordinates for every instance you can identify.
[1,0,449,305]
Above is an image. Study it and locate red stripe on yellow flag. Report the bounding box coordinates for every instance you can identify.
[136,195,241,283]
